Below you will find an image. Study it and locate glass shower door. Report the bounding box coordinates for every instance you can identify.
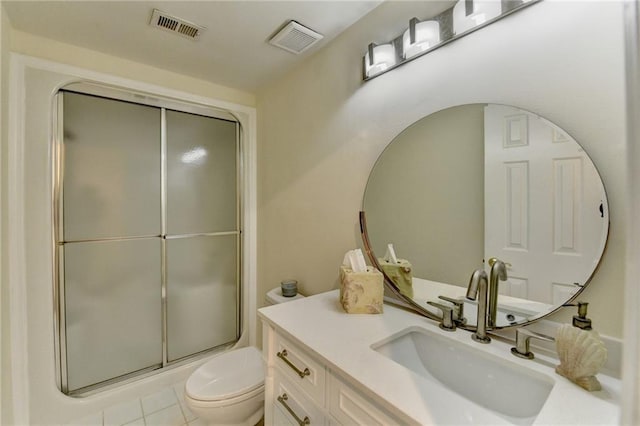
[64,239,162,391]
[165,110,239,362]
[61,92,163,393]
[57,90,241,394]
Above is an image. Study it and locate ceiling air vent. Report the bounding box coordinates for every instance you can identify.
[269,21,324,54]
[149,9,205,40]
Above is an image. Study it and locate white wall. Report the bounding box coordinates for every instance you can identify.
[10,30,256,108]
[257,1,627,338]
[0,3,11,424]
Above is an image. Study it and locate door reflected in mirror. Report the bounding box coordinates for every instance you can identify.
[363,104,608,328]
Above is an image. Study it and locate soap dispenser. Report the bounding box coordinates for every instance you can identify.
[555,302,607,391]
[571,301,592,330]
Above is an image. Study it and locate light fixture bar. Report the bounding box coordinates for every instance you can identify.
[362,0,540,81]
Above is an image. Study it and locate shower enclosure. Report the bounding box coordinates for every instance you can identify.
[54,85,241,395]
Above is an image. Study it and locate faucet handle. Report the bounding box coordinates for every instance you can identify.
[438,295,467,325]
[427,301,457,332]
[487,257,512,269]
[511,328,555,360]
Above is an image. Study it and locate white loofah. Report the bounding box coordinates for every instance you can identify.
[555,323,607,391]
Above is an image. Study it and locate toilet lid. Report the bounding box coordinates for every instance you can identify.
[186,346,264,402]
[265,287,305,305]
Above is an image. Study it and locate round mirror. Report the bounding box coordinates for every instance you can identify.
[362,104,609,329]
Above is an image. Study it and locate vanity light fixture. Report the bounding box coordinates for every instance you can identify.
[452,0,502,35]
[364,43,398,78]
[402,18,441,59]
[362,0,539,81]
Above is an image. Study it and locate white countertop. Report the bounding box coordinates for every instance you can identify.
[258,290,620,425]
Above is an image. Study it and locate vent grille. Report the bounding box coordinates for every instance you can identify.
[150,9,205,40]
[269,21,324,54]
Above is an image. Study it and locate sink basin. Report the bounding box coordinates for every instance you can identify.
[372,326,555,424]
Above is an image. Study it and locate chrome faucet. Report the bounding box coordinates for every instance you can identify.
[511,328,555,359]
[488,258,509,328]
[427,301,457,332]
[438,295,467,325]
[466,269,491,343]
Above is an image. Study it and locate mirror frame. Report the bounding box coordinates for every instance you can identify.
[360,104,611,330]
[360,211,440,320]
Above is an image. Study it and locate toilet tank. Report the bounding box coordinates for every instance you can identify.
[265,287,305,305]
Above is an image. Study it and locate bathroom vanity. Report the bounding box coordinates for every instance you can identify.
[258,290,620,425]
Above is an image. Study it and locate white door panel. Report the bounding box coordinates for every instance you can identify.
[484,105,607,304]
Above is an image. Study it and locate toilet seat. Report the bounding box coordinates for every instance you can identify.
[185,384,264,408]
[186,346,264,402]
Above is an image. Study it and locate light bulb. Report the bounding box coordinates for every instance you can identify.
[452,0,502,35]
[364,43,397,78]
[402,20,441,59]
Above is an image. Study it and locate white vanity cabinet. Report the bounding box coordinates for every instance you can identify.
[258,291,620,426]
[263,325,403,426]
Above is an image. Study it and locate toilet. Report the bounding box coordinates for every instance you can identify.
[184,287,305,426]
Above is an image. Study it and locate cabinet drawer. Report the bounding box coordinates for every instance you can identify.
[328,373,400,426]
[273,402,300,426]
[273,374,325,426]
[274,334,325,404]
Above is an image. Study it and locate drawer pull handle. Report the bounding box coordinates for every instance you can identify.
[277,349,310,378]
[277,393,311,425]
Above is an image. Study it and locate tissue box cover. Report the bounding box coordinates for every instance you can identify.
[378,258,413,299]
[339,265,383,314]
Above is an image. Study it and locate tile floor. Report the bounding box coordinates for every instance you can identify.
[66,381,204,426]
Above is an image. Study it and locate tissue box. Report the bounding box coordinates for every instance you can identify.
[339,265,383,314]
[378,258,413,299]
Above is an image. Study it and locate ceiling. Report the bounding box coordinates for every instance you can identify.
[3,1,384,93]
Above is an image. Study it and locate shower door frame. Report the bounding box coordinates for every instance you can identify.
[7,55,257,424]
[52,82,244,396]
